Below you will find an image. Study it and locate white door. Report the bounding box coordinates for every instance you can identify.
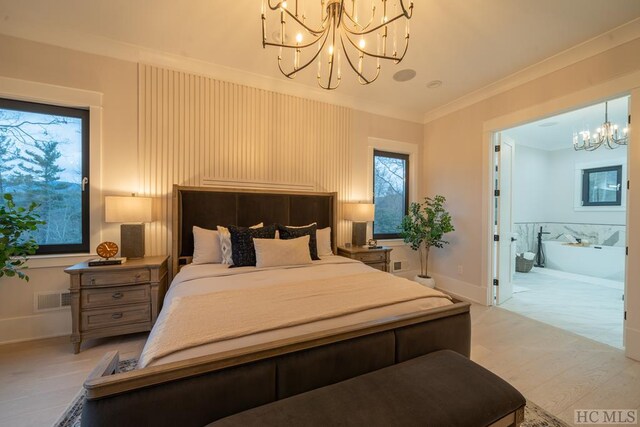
[496,136,516,304]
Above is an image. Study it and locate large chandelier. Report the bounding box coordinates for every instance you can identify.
[261,0,414,90]
[573,101,629,151]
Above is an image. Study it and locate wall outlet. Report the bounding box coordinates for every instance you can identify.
[457,265,464,276]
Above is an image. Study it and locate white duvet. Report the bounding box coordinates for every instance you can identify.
[139,256,453,368]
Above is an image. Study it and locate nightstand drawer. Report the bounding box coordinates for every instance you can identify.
[367,263,386,271]
[81,304,150,331]
[356,252,386,263]
[81,285,150,309]
[81,269,151,287]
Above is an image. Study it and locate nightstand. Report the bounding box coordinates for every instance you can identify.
[337,246,392,272]
[64,255,169,354]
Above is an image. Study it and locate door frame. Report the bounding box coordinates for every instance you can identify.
[480,70,640,359]
[494,135,516,305]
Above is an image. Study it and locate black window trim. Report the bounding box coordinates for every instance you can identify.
[581,164,622,207]
[0,97,90,254]
[373,149,409,240]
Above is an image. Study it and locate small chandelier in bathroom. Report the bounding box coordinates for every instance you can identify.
[573,101,629,151]
[261,0,414,90]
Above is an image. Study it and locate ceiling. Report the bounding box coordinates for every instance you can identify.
[503,95,630,151]
[1,0,640,121]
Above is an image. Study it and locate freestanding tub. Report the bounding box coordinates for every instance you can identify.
[542,240,625,281]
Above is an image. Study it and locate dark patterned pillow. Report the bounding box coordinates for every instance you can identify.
[277,223,319,260]
[228,224,277,267]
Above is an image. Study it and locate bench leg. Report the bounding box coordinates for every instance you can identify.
[487,406,525,427]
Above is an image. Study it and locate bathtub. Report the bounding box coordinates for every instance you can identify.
[542,240,625,281]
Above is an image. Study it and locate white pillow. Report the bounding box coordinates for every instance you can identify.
[317,227,333,257]
[218,222,263,265]
[192,226,222,264]
[254,235,312,268]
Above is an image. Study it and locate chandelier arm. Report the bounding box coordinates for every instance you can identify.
[326,16,338,90]
[343,32,410,62]
[339,36,378,85]
[317,79,341,90]
[264,31,328,50]
[267,0,328,35]
[342,6,377,31]
[278,31,331,79]
[398,1,414,18]
[343,12,410,36]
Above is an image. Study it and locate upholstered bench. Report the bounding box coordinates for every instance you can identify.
[209,350,526,427]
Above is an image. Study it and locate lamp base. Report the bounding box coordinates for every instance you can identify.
[120,224,145,259]
[351,222,367,247]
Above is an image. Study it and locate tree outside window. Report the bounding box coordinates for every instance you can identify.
[0,98,89,254]
[373,150,409,239]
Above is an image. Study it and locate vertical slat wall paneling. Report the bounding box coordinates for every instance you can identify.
[138,64,353,259]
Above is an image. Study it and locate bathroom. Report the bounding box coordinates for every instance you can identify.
[499,95,628,348]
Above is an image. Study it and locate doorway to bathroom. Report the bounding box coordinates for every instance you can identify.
[492,95,629,349]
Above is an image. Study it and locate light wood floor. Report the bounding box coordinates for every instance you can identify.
[1,305,638,427]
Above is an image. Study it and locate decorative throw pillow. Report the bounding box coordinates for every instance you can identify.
[277,223,319,260]
[254,235,312,268]
[192,226,222,264]
[218,222,263,265]
[316,227,333,257]
[228,224,277,267]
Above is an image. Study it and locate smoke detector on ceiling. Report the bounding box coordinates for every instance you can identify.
[427,80,443,89]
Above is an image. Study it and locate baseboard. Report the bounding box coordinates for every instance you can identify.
[625,326,640,362]
[430,273,488,305]
[0,310,71,345]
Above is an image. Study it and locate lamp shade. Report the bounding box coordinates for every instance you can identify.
[105,196,153,223]
[343,203,375,222]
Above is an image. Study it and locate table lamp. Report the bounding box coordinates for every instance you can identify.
[105,195,153,259]
[344,203,375,247]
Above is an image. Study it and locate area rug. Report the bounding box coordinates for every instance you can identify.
[54,358,569,427]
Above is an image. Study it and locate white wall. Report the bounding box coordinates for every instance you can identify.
[513,144,627,225]
[512,145,551,223]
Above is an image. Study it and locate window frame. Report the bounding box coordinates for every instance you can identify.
[372,149,409,240]
[581,164,623,207]
[0,97,90,255]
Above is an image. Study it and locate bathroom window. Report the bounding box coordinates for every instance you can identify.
[581,165,622,207]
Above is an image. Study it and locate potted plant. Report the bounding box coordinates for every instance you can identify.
[400,195,454,288]
[1,193,45,282]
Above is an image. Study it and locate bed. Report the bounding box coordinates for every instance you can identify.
[80,186,471,427]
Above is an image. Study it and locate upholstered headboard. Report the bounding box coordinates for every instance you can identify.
[171,185,338,276]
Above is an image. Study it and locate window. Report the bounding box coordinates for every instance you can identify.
[0,97,90,254]
[373,150,409,239]
[582,165,622,207]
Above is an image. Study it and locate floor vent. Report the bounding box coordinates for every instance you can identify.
[34,291,71,312]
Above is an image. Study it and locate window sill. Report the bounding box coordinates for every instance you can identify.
[377,239,408,247]
[24,253,95,269]
[574,206,626,212]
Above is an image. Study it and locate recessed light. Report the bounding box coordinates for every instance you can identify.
[427,80,443,89]
[393,69,417,82]
[539,121,559,128]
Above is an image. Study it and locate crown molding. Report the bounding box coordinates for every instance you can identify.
[0,23,424,124]
[423,17,640,124]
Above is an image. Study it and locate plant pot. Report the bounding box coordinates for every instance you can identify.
[414,275,436,288]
